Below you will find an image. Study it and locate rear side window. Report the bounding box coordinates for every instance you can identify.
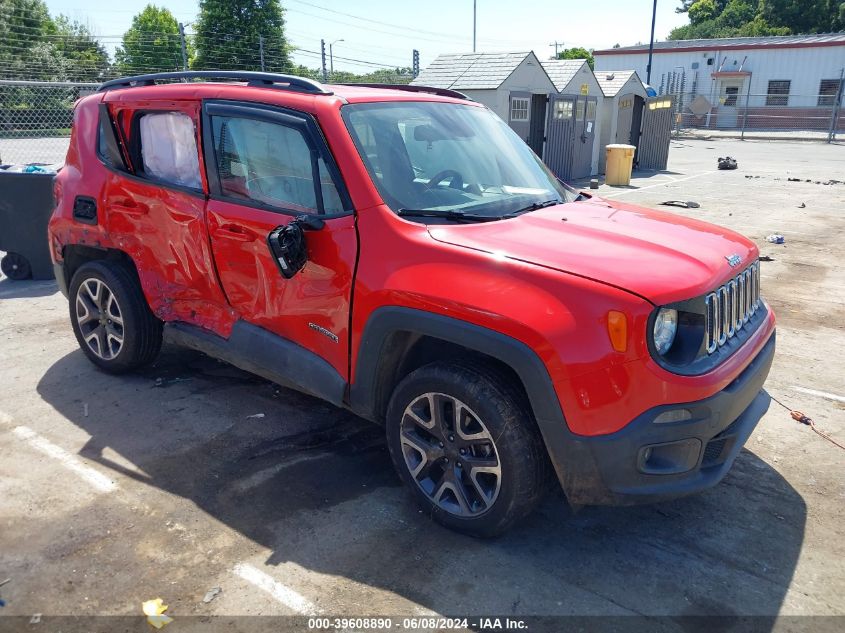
[210,115,344,215]
[138,112,202,189]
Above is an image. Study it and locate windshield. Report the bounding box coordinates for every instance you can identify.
[341,101,577,219]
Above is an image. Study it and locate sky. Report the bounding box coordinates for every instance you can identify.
[42,0,691,73]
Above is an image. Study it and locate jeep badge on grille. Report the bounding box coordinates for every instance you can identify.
[725,254,742,267]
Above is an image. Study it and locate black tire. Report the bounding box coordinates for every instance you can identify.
[1,252,32,281]
[386,361,549,537]
[68,260,162,373]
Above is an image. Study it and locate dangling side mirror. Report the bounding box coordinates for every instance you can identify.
[267,215,325,279]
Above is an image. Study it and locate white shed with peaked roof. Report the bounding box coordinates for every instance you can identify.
[596,70,649,172]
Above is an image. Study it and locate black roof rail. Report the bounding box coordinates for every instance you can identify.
[98,71,332,95]
[337,83,471,100]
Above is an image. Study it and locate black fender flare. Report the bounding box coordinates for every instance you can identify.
[348,306,591,495]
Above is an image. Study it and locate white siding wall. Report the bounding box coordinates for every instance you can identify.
[596,45,845,106]
[495,55,556,119]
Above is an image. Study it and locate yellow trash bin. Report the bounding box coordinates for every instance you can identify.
[605,144,636,186]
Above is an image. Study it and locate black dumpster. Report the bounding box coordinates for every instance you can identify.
[0,171,56,281]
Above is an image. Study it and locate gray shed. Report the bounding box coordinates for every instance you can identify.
[411,51,555,154]
[596,70,648,172]
[540,59,603,177]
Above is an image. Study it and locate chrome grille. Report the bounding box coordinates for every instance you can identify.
[704,261,760,354]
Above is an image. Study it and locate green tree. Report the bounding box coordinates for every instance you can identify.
[0,0,54,76]
[556,47,595,69]
[759,0,844,33]
[193,0,291,72]
[49,15,110,81]
[115,5,188,75]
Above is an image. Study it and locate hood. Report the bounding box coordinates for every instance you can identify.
[427,197,759,306]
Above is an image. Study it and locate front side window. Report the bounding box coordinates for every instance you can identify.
[138,112,201,189]
[342,101,576,219]
[210,115,343,214]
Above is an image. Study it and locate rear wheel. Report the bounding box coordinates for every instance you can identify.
[386,361,548,537]
[1,252,32,280]
[68,261,162,373]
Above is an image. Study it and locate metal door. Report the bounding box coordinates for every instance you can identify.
[637,95,674,171]
[527,94,547,155]
[542,94,576,180]
[507,91,531,142]
[572,96,597,179]
[616,94,635,144]
[717,79,743,128]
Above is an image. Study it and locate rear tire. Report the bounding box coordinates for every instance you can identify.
[386,361,548,537]
[68,261,162,373]
[1,252,32,280]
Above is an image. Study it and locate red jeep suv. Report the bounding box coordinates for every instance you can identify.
[48,72,776,536]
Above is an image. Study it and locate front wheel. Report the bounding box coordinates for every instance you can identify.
[68,261,162,373]
[386,361,549,537]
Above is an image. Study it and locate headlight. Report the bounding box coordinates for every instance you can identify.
[653,308,678,355]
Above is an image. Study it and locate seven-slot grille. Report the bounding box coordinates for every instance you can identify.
[704,261,761,354]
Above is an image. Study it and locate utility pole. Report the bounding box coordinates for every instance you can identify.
[412,49,420,78]
[549,41,564,58]
[329,39,344,79]
[259,35,265,72]
[178,22,188,71]
[646,0,657,86]
[472,0,477,52]
[320,39,328,82]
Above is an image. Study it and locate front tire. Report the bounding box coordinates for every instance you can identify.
[68,261,162,373]
[386,361,549,537]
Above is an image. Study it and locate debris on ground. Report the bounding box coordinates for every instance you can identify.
[759,255,775,262]
[153,377,192,388]
[717,156,738,170]
[798,202,806,208]
[766,234,785,244]
[788,177,801,182]
[142,598,173,629]
[660,200,701,209]
[83,403,88,418]
[589,178,599,190]
[246,413,265,419]
[202,587,221,603]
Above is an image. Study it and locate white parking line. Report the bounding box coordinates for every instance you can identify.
[233,562,322,616]
[11,425,117,493]
[602,170,717,198]
[792,386,845,404]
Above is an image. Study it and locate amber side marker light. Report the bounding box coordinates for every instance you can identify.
[607,311,628,352]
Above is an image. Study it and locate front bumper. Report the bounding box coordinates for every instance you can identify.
[558,331,776,505]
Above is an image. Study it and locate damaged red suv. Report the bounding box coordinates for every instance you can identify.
[48,72,775,536]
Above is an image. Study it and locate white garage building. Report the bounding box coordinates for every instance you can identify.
[594,34,845,130]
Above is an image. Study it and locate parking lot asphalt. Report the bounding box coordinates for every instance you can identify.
[0,138,843,628]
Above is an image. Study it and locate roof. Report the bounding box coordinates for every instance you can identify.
[596,70,643,97]
[540,59,586,92]
[595,33,845,55]
[411,52,533,90]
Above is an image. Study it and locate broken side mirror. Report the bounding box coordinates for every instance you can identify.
[267,215,325,279]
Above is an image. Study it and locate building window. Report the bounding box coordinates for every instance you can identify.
[586,100,597,120]
[766,80,790,106]
[818,79,843,107]
[510,97,529,122]
[553,100,573,119]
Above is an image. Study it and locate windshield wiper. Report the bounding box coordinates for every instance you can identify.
[509,198,564,216]
[397,208,503,223]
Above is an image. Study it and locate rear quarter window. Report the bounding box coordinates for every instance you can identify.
[138,112,202,189]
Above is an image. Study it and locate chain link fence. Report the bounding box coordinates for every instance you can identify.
[666,90,844,141]
[0,80,98,165]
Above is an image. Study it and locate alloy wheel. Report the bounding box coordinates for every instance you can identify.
[400,392,502,517]
[75,278,125,360]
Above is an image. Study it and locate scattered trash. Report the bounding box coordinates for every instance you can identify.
[202,587,221,603]
[0,577,8,607]
[142,598,173,629]
[770,394,845,451]
[717,156,737,170]
[153,376,192,388]
[246,413,265,419]
[589,178,599,190]
[83,403,89,417]
[30,614,41,624]
[787,177,801,182]
[822,179,843,185]
[797,202,806,208]
[660,200,700,209]
[765,234,785,244]
[759,255,775,262]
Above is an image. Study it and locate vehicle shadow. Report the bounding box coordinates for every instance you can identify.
[0,277,58,299]
[37,346,806,620]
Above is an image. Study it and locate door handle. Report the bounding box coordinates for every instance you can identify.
[111,199,149,215]
[214,224,256,242]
